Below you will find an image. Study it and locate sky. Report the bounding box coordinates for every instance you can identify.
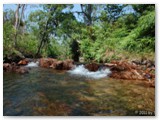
[3,4,83,21]
[3,4,135,22]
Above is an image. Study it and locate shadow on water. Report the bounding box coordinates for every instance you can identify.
[3,67,155,116]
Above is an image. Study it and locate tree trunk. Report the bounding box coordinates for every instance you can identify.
[35,6,54,57]
[19,4,25,34]
[14,4,21,48]
[80,4,93,26]
[14,4,20,29]
[14,4,26,48]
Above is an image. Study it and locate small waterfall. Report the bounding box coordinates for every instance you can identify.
[68,65,111,79]
[25,61,39,67]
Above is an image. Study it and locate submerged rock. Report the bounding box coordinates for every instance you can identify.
[150,79,155,87]
[85,63,99,72]
[15,67,29,74]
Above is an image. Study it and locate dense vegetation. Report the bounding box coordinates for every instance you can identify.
[3,4,155,63]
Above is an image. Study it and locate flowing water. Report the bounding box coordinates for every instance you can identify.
[25,61,39,67]
[68,65,111,79]
[3,64,155,116]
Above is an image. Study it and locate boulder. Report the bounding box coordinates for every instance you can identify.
[55,59,74,70]
[62,59,74,70]
[108,60,149,80]
[85,63,99,72]
[3,63,12,72]
[18,59,29,65]
[132,59,155,68]
[3,62,29,74]
[39,58,74,70]
[55,61,64,70]
[39,58,57,68]
[49,62,57,69]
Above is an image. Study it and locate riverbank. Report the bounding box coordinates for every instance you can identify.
[3,57,155,88]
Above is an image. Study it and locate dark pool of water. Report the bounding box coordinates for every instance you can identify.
[3,67,155,116]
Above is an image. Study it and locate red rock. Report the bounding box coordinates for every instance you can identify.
[62,59,74,70]
[39,58,57,68]
[105,63,117,67]
[18,59,29,65]
[55,61,63,70]
[140,80,155,88]
[3,62,28,74]
[49,62,57,69]
[15,67,29,74]
[108,60,146,80]
[85,63,99,72]
[150,79,155,87]
[3,63,12,72]
[39,58,74,70]
[55,59,74,70]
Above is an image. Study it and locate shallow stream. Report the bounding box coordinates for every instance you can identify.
[3,64,155,116]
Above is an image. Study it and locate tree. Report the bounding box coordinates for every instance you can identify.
[80,4,93,26]
[14,4,26,48]
[29,4,74,57]
[132,4,155,16]
[75,4,103,26]
[3,4,155,62]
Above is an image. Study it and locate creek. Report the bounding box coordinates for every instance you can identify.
[3,62,155,116]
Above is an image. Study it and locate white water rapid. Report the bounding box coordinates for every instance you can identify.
[68,65,111,79]
[25,61,39,67]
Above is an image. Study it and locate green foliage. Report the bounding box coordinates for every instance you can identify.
[132,4,155,16]
[79,5,155,62]
[17,34,38,57]
[3,4,155,62]
[3,21,16,57]
[80,38,94,61]
[121,11,155,52]
[3,10,15,24]
[46,38,61,58]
